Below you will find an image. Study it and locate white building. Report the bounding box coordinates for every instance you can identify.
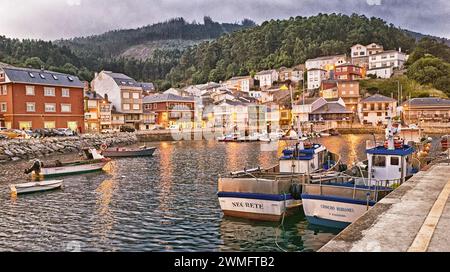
[255,70,279,88]
[292,97,328,122]
[359,94,397,126]
[305,55,348,71]
[369,50,407,70]
[91,71,143,130]
[307,69,327,90]
[367,66,394,79]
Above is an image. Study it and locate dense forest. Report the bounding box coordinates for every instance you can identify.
[0,13,449,96]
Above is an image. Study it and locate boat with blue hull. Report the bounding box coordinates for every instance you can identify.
[301,116,419,229]
[218,142,341,221]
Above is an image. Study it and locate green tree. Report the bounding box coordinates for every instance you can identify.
[24,57,44,69]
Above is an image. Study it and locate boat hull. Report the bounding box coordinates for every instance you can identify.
[301,194,375,229]
[218,192,301,221]
[102,147,156,158]
[11,180,63,194]
[37,160,109,178]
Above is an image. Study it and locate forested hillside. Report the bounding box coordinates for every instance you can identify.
[166,13,416,86]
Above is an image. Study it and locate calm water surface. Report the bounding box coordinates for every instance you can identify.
[0,135,375,252]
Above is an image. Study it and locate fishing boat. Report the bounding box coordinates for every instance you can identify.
[24,148,111,178]
[237,132,261,142]
[217,132,241,142]
[301,116,418,229]
[10,180,63,195]
[217,141,341,221]
[101,145,156,157]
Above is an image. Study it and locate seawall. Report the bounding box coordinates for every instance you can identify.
[0,133,137,162]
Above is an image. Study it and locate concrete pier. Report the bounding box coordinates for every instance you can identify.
[319,161,450,252]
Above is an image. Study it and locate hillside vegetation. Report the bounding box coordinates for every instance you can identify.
[166,13,416,86]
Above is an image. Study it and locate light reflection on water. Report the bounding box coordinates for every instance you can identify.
[0,135,375,252]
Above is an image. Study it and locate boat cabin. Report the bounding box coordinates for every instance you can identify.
[279,143,332,174]
[366,144,415,186]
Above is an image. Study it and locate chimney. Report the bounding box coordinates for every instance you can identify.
[399,47,402,53]
[40,66,45,71]
[94,72,98,78]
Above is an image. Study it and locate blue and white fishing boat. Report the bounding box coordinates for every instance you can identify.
[218,141,340,221]
[301,116,418,229]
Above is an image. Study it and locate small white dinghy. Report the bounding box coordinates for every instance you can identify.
[10,180,63,195]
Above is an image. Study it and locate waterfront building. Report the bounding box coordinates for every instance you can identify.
[320,80,360,113]
[292,97,327,123]
[255,69,279,88]
[91,71,144,130]
[309,99,352,123]
[0,66,84,132]
[110,107,126,131]
[337,80,360,113]
[84,91,112,133]
[359,94,397,126]
[307,68,327,90]
[142,93,195,129]
[402,97,450,125]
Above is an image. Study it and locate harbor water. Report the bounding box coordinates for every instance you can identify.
[0,135,380,251]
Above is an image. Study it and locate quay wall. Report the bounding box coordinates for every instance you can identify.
[0,133,137,162]
[319,161,450,252]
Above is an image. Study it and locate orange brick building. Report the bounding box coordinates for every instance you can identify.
[0,67,85,132]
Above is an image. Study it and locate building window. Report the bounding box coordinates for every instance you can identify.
[44,87,55,96]
[61,104,72,113]
[1,85,7,95]
[0,102,6,112]
[44,121,56,129]
[26,102,36,112]
[123,104,130,111]
[45,103,56,112]
[122,92,130,99]
[133,104,140,110]
[62,88,70,97]
[19,121,32,130]
[26,86,35,96]
[132,93,140,99]
[88,100,97,108]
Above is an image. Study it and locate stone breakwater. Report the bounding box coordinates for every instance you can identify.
[0,133,137,162]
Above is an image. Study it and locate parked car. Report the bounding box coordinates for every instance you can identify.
[120,126,136,133]
[152,125,165,131]
[101,129,118,134]
[56,128,76,136]
[0,127,7,131]
[0,129,24,139]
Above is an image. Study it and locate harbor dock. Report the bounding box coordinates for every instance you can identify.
[319,161,450,252]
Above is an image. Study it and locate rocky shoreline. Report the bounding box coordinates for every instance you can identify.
[0,133,137,163]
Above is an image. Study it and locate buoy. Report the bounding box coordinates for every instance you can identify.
[100,144,108,151]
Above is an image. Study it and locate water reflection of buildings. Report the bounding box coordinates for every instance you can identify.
[92,160,119,245]
[157,142,174,213]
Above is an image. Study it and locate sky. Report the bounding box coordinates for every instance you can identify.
[0,0,448,40]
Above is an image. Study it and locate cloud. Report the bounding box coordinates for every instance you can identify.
[0,0,448,40]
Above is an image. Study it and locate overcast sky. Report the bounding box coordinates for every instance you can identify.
[0,0,448,40]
